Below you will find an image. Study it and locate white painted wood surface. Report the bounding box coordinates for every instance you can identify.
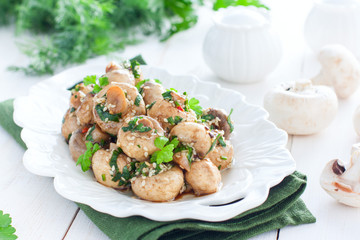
[1,0,360,239]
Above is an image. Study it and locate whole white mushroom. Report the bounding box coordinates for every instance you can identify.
[320,144,360,207]
[312,44,360,99]
[264,79,338,135]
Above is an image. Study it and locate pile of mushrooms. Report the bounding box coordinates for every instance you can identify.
[264,44,360,135]
[61,60,235,202]
[320,143,360,207]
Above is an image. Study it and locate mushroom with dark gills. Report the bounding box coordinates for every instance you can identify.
[320,143,360,207]
[264,79,338,135]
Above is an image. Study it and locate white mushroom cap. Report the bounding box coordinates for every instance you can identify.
[320,147,360,207]
[312,44,360,99]
[264,79,338,135]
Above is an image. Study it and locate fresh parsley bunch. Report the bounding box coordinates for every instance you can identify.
[0,211,17,240]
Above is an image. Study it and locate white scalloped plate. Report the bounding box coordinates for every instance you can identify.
[13,65,296,222]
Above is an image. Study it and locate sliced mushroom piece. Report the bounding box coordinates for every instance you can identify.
[92,149,129,189]
[76,93,95,125]
[207,142,234,170]
[320,146,360,207]
[264,79,338,135]
[170,122,212,159]
[132,165,184,202]
[312,44,360,99]
[203,108,232,139]
[69,128,87,162]
[62,108,81,142]
[106,85,128,114]
[117,116,165,161]
[148,99,197,131]
[185,159,221,195]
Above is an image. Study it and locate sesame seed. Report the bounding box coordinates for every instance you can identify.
[141,180,145,187]
[144,152,148,157]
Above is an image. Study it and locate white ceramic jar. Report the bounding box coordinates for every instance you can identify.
[203,6,282,83]
[304,0,360,58]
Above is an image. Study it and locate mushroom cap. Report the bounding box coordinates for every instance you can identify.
[142,80,165,106]
[131,165,184,202]
[320,156,360,208]
[93,83,146,135]
[206,142,234,170]
[69,128,87,162]
[170,122,212,159]
[185,159,221,195]
[92,149,129,189]
[148,99,197,131]
[105,69,135,86]
[117,116,165,161]
[76,93,95,125]
[353,105,360,136]
[312,44,360,99]
[61,108,81,142]
[203,108,232,140]
[85,124,111,146]
[264,80,338,135]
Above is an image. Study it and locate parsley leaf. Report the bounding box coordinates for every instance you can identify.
[0,211,17,240]
[134,95,142,106]
[83,75,109,94]
[122,117,152,133]
[135,79,150,91]
[83,75,97,86]
[187,97,202,117]
[213,0,269,10]
[151,136,179,164]
[76,142,100,172]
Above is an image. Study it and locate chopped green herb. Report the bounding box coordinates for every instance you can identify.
[99,76,109,87]
[218,136,226,147]
[162,91,173,100]
[100,139,106,147]
[134,95,142,106]
[0,210,17,240]
[227,108,234,133]
[83,75,109,94]
[85,125,96,142]
[167,116,183,125]
[187,147,193,165]
[218,165,221,170]
[74,95,78,99]
[186,97,202,117]
[137,145,141,148]
[109,147,123,172]
[146,101,156,110]
[102,174,106,181]
[83,75,97,86]
[95,104,122,122]
[70,107,76,113]
[76,142,100,172]
[207,134,221,154]
[154,79,162,84]
[67,133,72,141]
[67,81,83,91]
[122,117,152,133]
[130,60,140,78]
[201,114,215,121]
[135,79,150,91]
[220,156,228,160]
[151,136,179,164]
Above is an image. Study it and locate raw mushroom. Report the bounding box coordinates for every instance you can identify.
[117,116,165,161]
[170,122,212,159]
[185,159,221,195]
[132,165,184,202]
[353,105,360,136]
[92,149,130,189]
[203,108,233,140]
[69,128,87,162]
[320,144,360,207]
[264,79,338,135]
[312,44,360,99]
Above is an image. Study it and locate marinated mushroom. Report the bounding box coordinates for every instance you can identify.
[69,83,93,109]
[85,124,111,147]
[312,44,360,99]
[69,128,87,162]
[140,80,165,106]
[62,108,81,142]
[93,82,146,135]
[117,116,165,161]
[320,145,360,207]
[173,151,191,172]
[76,93,95,125]
[92,149,130,189]
[202,108,233,140]
[185,159,221,195]
[264,79,338,135]
[104,61,135,85]
[132,165,184,202]
[207,143,234,170]
[170,122,212,159]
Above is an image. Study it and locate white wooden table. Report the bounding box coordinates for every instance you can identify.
[1,1,360,239]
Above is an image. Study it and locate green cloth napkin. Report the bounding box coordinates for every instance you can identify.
[0,99,316,240]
